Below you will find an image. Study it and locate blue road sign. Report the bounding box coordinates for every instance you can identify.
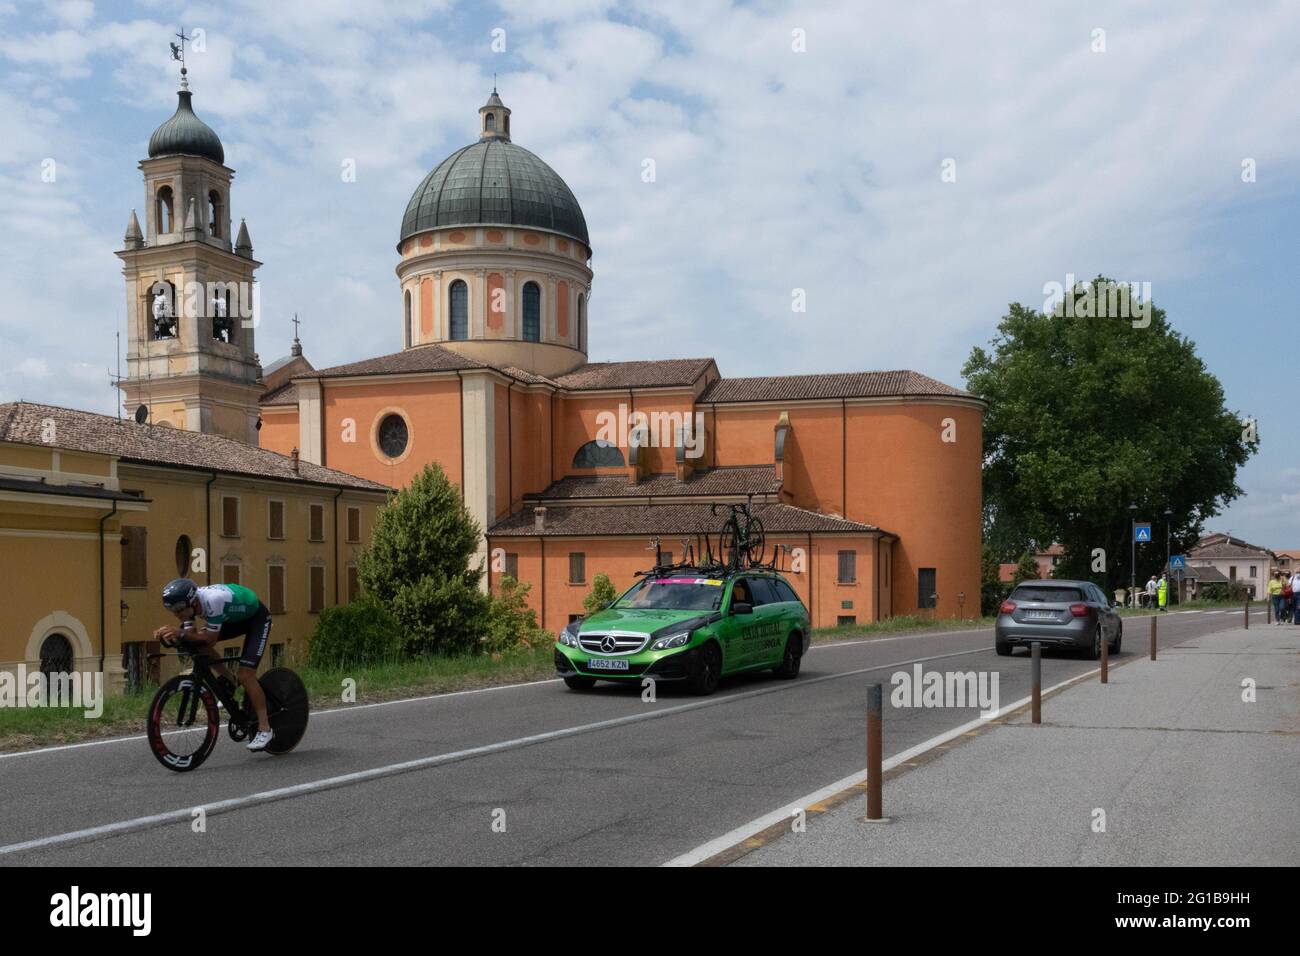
[1170,555,1186,569]
[1134,523,1152,542]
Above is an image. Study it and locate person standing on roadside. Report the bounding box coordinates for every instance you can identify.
[1268,571,1285,625]
[1290,569,1300,625]
[1157,573,1168,612]
[1145,575,1158,609]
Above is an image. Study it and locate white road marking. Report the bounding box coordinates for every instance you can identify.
[660,664,1109,866]
[0,647,989,856]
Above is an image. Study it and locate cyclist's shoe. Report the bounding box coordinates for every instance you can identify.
[246,730,274,752]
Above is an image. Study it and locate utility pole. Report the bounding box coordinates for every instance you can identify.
[1129,502,1138,607]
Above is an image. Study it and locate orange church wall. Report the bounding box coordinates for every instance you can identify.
[842,402,983,619]
[555,392,698,478]
[494,382,510,518]
[486,532,882,636]
[420,278,433,336]
[318,379,463,490]
[709,405,779,471]
[259,408,299,456]
[503,387,553,508]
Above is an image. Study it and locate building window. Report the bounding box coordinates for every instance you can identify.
[1229,566,1237,581]
[569,553,586,585]
[346,565,360,603]
[40,633,75,677]
[221,496,240,537]
[121,526,148,588]
[449,279,468,340]
[522,281,541,342]
[347,506,361,544]
[222,563,241,585]
[148,280,178,339]
[837,550,857,584]
[918,568,937,609]
[309,503,325,542]
[504,552,518,580]
[837,616,857,627]
[156,185,174,235]
[404,290,412,347]
[1249,565,1257,577]
[378,414,409,459]
[485,112,495,131]
[571,439,624,468]
[208,190,222,238]
[268,565,286,614]
[175,535,192,577]
[309,565,325,613]
[268,500,285,540]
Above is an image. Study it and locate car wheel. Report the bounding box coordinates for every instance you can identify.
[563,676,597,691]
[689,642,722,695]
[995,639,1012,656]
[1086,624,1102,660]
[773,633,802,679]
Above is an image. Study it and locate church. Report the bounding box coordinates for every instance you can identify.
[93,77,984,642]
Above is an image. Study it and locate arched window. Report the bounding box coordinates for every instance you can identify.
[577,293,585,352]
[148,280,178,339]
[175,535,192,576]
[208,190,222,238]
[404,290,412,347]
[485,112,495,131]
[572,439,625,468]
[522,281,541,342]
[39,633,74,679]
[156,185,174,235]
[448,280,468,340]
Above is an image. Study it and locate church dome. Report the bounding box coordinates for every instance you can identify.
[148,89,225,164]
[399,92,589,248]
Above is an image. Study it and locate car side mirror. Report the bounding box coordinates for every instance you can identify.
[731,601,753,615]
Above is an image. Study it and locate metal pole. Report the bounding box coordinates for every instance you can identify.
[1100,624,1109,683]
[1244,595,1250,630]
[1031,642,1041,724]
[866,683,883,820]
[1130,516,1136,607]
[1150,615,1157,660]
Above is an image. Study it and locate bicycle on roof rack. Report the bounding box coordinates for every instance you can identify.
[712,494,766,570]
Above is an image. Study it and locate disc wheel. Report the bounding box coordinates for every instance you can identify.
[146,675,220,773]
[260,668,310,755]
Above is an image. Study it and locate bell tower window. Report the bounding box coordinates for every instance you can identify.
[208,190,223,238]
[148,280,178,339]
[449,279,468,340]
[485,112,495,131]
[522,281,540,342]
[156,185,174,235]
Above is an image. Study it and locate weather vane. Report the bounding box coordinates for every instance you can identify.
[170,30,191,88]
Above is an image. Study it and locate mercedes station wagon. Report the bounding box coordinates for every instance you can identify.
[555,570,811,695]
[995,579,1122,658]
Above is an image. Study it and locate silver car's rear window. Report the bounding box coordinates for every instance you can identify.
[1010,586,1083,602]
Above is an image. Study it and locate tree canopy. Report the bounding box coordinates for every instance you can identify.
[962,277,1254,589]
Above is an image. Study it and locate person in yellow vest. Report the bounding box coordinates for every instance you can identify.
[1157,574,1168,612]
[1267,571,1285,625]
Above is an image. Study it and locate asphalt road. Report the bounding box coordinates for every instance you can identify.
[0,607,1268,866]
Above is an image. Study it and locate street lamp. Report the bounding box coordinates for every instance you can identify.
[1129,502,1138,606]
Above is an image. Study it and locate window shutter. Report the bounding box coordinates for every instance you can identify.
[347,507,360,543]
[269,501,284,539]
[569,553,585,584]
[121,526,148,587]
[309,565,325,612]
[310,504,324,542]
[268,565,286,614]
[222,497,239,536]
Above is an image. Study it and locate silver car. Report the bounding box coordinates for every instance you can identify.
[994,580,1122,658]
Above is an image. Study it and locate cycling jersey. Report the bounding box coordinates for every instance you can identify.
[194,584,261,630]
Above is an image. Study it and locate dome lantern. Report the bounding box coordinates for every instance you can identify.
[479,86,511,143]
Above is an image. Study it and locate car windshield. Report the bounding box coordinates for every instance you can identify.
[613,577,726,611]
[1010,586,1083,603]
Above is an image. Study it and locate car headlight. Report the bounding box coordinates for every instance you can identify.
[651,630,691,651]
[559,623,581,648]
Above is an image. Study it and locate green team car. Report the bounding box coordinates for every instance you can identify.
[555,569,811,695]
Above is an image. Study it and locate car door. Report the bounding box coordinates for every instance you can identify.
[719,578,754,671]
[746,577,785,667]
[1088,584,1113,640]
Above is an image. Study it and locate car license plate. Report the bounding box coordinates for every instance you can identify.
[587,658,629,671]
[1026,610,1057,620]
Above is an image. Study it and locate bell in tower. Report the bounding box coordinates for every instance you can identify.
[115,36,264,443]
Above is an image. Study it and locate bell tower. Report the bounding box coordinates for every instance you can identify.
[116,39,263,443]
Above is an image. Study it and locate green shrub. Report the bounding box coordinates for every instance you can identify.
[308,597,403,668]
[357,463,491,655]
[583,573,618,615]
[484,576,549,653]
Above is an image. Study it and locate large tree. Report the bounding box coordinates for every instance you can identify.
[963,277,1254,590]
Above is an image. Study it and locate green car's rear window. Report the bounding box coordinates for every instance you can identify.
[614,577,726,611]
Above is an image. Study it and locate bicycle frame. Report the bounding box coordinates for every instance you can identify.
[150,643,256,731]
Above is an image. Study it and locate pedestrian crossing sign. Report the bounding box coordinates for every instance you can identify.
[1134,523,1151,542]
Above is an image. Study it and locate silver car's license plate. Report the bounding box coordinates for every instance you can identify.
[587,658,629,671]
[1026,610,1057,620]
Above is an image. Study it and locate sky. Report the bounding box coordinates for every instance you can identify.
[1,0,1297,549]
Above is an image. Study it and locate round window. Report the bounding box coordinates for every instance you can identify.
[378,414,409,459]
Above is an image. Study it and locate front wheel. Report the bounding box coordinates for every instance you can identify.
[689,642,722,695]
[260,668,309,755]
[147,675,220,772]
[563,675,597,690]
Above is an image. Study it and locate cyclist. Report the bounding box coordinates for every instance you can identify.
[155,578,274,752]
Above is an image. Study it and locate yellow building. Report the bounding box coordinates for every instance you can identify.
[0,402,388,694]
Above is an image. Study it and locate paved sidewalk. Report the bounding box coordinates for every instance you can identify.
[735,626,1300,866]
